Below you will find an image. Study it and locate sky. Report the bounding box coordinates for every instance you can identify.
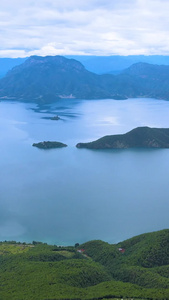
[0,0,169,57]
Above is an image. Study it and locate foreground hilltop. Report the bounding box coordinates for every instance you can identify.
[0,229,169,299]
[76,126,169,149]
[1,55,169,102]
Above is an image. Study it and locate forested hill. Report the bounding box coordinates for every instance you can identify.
[0,229,169,299]
[80,229,169,290]
[1,56,169,102]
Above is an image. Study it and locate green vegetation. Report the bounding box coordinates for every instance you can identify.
[76,126,169,149]
[0,242,33,255]
[32,141,67,149]
[0,230,169,299]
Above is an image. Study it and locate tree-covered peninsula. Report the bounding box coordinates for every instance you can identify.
[76,127,169,149]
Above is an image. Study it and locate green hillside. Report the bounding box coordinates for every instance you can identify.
[1,230,169,299]
[80,229,169,290]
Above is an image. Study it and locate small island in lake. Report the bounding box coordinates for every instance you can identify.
[32,141,67,149]
[51,115,60,120]
[42,115,61,121]
[76,126,169,149]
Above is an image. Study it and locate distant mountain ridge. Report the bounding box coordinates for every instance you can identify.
[1,55,169,76]
[1,55,169,102]
[123,62,169,99]
[66,54,169,74]
[0,55,128,102]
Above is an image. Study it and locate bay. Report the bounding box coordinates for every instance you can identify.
[0,98,169,245]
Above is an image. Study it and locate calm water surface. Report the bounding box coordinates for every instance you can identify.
[0,98,169,245]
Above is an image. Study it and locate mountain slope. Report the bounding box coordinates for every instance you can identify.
[123,62,169,99]
[80,229,169,289]
[0,55,126,102]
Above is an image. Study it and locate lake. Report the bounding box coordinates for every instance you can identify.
[0,98,169,245]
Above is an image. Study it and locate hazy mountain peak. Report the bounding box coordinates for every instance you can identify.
[23,55,85,71]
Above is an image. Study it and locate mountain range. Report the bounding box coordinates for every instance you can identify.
[0,55,169,102]
[0,55,128,102]
[1,55,169,76]
[66,54,169,74]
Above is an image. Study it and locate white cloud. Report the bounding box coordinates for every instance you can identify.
[0,0,169,57]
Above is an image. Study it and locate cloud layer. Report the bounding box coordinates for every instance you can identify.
[0,0,169,57]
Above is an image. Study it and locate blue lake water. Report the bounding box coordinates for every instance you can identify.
[0,98,169,245]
